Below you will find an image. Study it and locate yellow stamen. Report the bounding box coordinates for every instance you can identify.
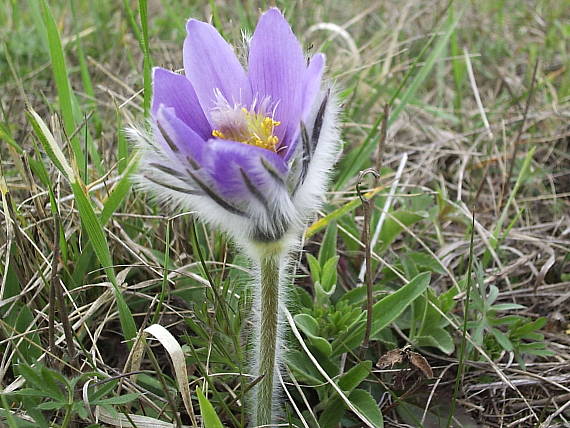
[212,129,226,139]
[212,108,281,151]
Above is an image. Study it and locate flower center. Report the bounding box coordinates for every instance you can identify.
[211,101,280,151]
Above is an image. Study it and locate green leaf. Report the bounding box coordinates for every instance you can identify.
[338,361,372,393]
[0,395,19,428]
[491,328,513,351]
[13,365,42,391]
[20,396,49,428]
[306,253,321,285]
[40,367,69,398]
[349,389,383,427]
[439,286,459,313]
[367,272,431,338]
[13,389,50,398]
[321,256,339,293]
[512,317,547,337]
[291,286,313,309]
[518,342,554,357]
[196,387,224,428]
[378,211,424,251]
[338,284,368,306]
[408,252,447,274]
[0,123,22,154]
[138,0,152,118]
[416,327,455,354]
[429,327,455,354]
[318,221,337,265]
[0,409,40,428]
[331,318,366,355]
[4,305,42,364]
[36,401,67,411]
[73,401,89,420]
[286,350,324,385]
[94,393,140,405]
[491,303,525,311]
[27,109,75,181]
[319,397,345,428]
[294,314,333,356]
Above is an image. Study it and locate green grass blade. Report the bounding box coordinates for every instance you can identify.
[0,394,19,428]
[484,146,536,267]
[100,152,140,225]
[196,387,224,428]
[27,109,75,181]
[71,181,137,344]
[139,0,152,118]
[305,185,384,239]
[449,5,465,116]
[39,0,85,176]
[0,122,23,155]
[493,146,536,240]
[75,37,102,136]
[27,107,137,344]
[122,0,142,48]
[117,123,129,174]
[335,10,461,189]
[447,213,475,427]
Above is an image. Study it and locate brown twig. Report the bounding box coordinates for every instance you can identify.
[357,168,380,348]
[358,106,389,348]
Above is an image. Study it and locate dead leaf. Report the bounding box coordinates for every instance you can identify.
[377,348,405,368]
[408,351,433,378]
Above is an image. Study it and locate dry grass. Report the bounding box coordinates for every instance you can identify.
[1,0,569,426]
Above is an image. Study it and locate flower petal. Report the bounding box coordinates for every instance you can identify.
[204,138,288,199]
[156,105,207,165]
[183,19,251,122]
[152,67,211,140]
[203,138,295,240]
[303,53,325,119]
[282,53,326,162]
[248,8,306,149]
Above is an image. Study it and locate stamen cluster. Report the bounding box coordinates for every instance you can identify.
[212,107,281,151]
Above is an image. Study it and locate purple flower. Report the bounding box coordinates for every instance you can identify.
[132,8,340,244]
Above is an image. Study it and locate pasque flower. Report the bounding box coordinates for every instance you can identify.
[131,8,340,425]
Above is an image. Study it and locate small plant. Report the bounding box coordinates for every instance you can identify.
[2,364,139,427]
[131,8,340,424]
[467,266,553,367]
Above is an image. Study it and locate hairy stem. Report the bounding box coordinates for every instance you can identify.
[256,253,280,426]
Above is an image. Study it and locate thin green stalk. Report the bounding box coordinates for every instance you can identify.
[139,0,152,118]
[146,341,183,427]
[151,218,170,325]
[256,253,281,426]
[447,211,475,428]
[61,399,73,428]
